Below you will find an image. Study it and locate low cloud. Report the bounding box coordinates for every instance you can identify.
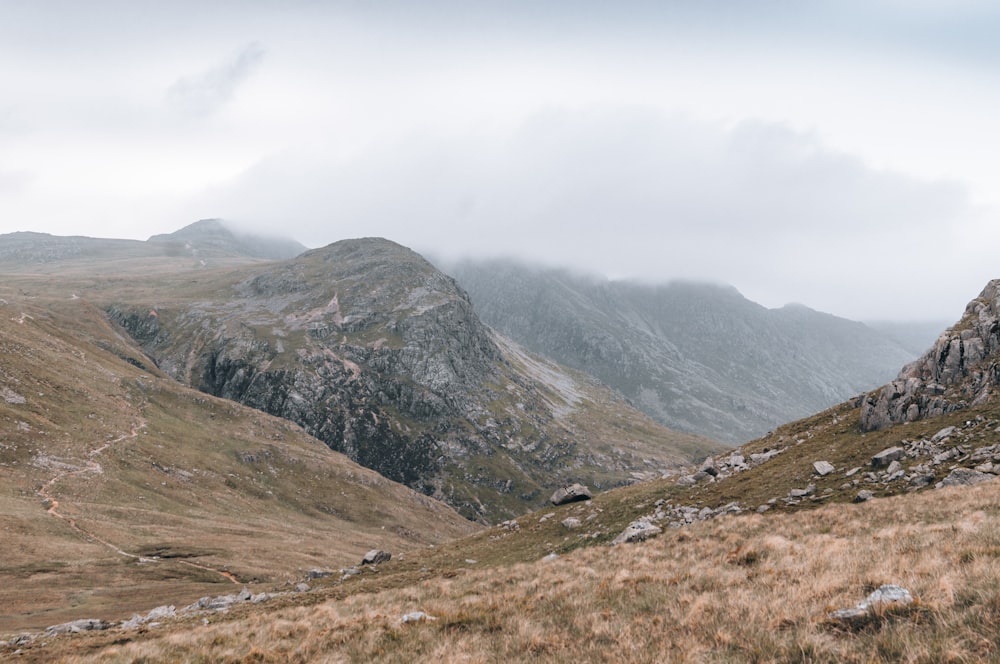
[166,42,265,117]
[193,107,978,320]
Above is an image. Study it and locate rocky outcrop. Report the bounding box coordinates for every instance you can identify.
[861,280,1000,431]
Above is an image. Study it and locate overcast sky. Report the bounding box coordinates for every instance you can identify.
[2,1,998,322]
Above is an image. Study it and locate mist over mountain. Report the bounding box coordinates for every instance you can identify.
[447,259,922,444]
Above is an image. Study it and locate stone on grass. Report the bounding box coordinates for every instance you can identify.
[931,426,957,443]
[561,517,582,529]
[938,467,997,488]
[611,520,662,545]
[401,611,437,624]
[550,483,592,505]
[853,490,874,503]
[827,584,914,627]
[813,461,835,476]
[45,619,111,636]
[872,447,905,468]
[361,549,391,565]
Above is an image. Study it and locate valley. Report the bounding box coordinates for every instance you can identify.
[3,224,1000,662]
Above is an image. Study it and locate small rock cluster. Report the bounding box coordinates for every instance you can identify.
[841,421,1000,501]
[676,448,785,486]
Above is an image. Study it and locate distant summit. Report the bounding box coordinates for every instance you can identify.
[148,219,307,260]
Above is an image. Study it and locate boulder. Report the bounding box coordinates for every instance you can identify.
[938,468,997,488]
[611,520,662,545]
[813,461,835,476]
[361,549,391,565]
[853,490,874,503]
[550,483,592,506]
[561,517,582,529]
[871,447,905,468]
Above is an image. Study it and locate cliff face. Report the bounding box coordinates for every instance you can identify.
[447,260,918,444]
[107,238,719,521]
[861,280,1000,431]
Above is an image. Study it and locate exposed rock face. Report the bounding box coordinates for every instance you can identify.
[861,280,1000,431]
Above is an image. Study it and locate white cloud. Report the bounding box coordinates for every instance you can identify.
[166,42,266,117]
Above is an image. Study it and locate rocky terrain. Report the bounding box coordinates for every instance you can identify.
[447,259,920,443]
[861,279,1000,431]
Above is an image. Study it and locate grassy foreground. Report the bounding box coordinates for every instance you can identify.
[12,476,1000,663]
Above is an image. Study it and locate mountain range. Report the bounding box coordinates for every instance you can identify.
[4,221,1000,660]
[446,259,928,444]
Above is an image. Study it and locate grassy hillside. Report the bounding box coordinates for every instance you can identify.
[12,457,1000,662]
[8,379,1000,660]
[0,295,476,633]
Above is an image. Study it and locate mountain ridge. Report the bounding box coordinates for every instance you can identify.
[446,258,920,444]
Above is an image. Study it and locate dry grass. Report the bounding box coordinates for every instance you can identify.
[17,478,1000,663]
[0,298,476,633]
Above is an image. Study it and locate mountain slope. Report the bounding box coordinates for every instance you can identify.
[0,294,476,633]
[1,229,721,525]
[447,259,919,444]
[101,238,720,521]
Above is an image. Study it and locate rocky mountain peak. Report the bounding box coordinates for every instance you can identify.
[860,279,1000,431]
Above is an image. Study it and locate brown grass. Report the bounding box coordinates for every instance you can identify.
[16,478,1000,663]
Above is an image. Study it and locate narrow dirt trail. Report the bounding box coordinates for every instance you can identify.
[36,420,240,585]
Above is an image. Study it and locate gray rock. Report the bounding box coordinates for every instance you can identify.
[306,569,333,580]
[611,520,663,545]
[561,517,582,529]
[828,584,913,625]
[45,618,111,635]
[295,582,311,592]
[932,426,957,443]
[938,467,997,488]
[872,447,905,468]
[700,457,719,476]
[813,461,835,476]
[550,483,592,505]
[845,467,861,477]
[361,549,391,565]
[885,460,903,475]
[401,611,436,623]
[853,490,874,503]
[909,474,935,488]
[541,552,560,562]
